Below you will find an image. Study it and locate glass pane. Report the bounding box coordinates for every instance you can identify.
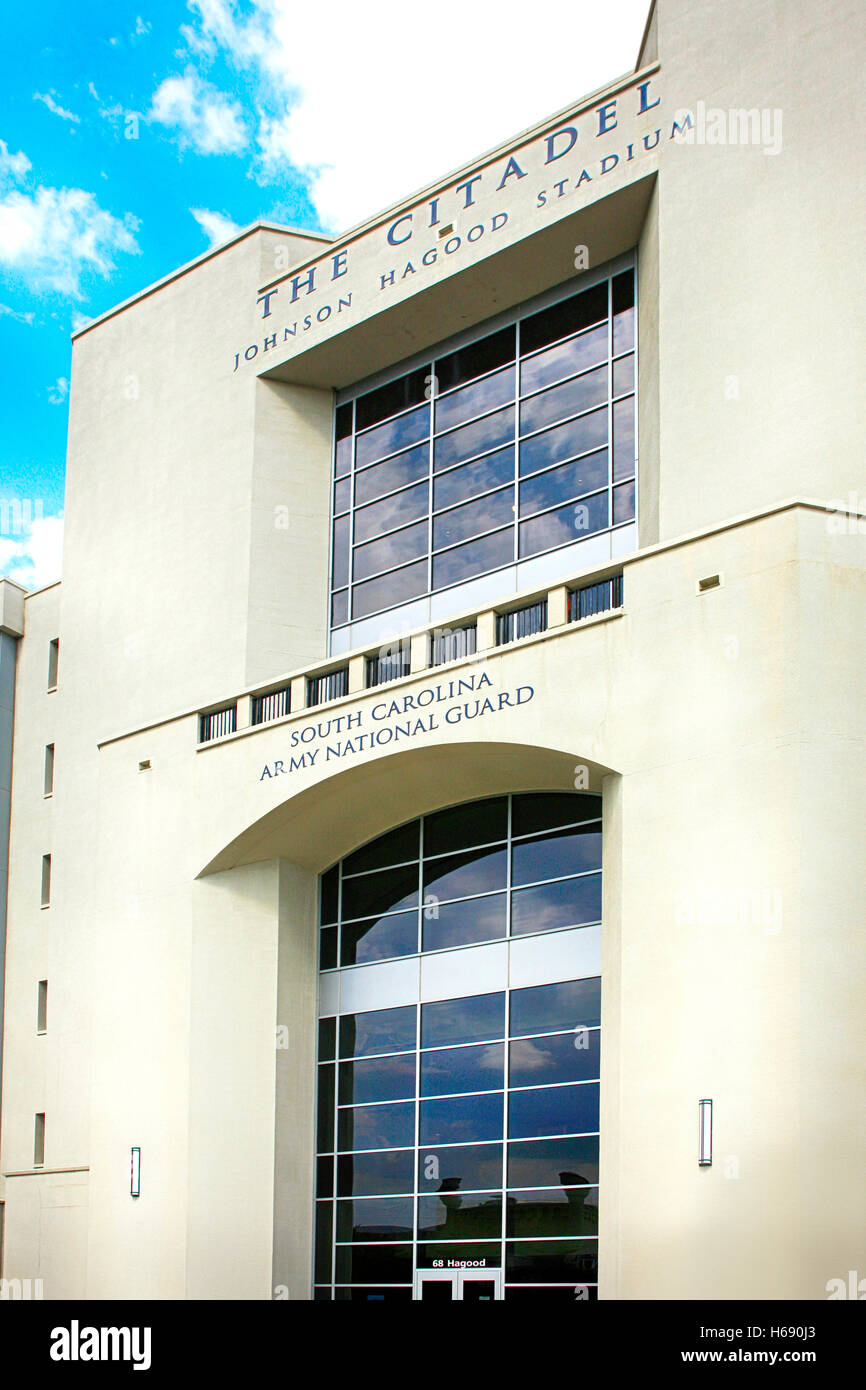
[519,409,607,476]
[613,352,634,397]
[505,1239,598,1283]
[334,1243,413,1284]
[612,271,635,354]
[519,366,607,436]
[509,1082,599,1139]
[353,520,427,583]
[422,992,505,1048]
[436,325,515,393]
[351,560,427,620]
[613,396,634,481]
[518,451,607,518]
[432,527,513,590]
[343,821,420,876]
[337,1149,415,1197]
[433,447,514,511]
[423,845,507,903]
[424,797,508,856]
[356,368,428,431]
[510,979,602,1037]
[334,433,352,479]
[335,1285,413,1301]
[339,1005,416,1059]
[317,1154,334,1197]
[420,1091,504,1145]
[319,925,337,971]
[509,1031,600,1088]
[336,401,353,438]
[356,404,429,469]
[338,1101,415,1151]
[463,1279,497,1301]
[433,405,514,472]
[510,874,602,935]
[330,589,348,626]
[417,1242,501,1269]
[318,1016,336,1062]
[340,910,418,966]
[511,825,602,885]
[315,1202,333,1283]
[422,893,507,951]
[518,492,608,559]
[503,1285,598,1301]
[421,1280,453,1301]
[421,1042,505,1097]
[435,365,514,433]
[336,1196,414,1243]
[353,482,428,545]
[507,1135,599,1188]
[320,865,339,924]
[418,1193,502,1240]
[417,1142,503,1192]
[512,793,601,837]
[613,480,635,525]
[354,442,429,506]
[332,515,349,588]
[506,1187,598,1238]
[317,1064,335,1152]
[341,863,419,921]
[338,1053,417,1106]
[520,282,607,355]
[333,477,350,514]
[520,323,607,395]
[433,486,513,551]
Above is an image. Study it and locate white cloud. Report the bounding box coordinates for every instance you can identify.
[0,513,63,590]
[71,310,92,332]
[149,69,246,154]
[0,182,139,297]
[133,16,151,37]
[0,301,34,325]
[0,139,31,181]
[0,138,138,298]
[190,206,241,246]
[34,92,81,124]
[47,376,69,404]
[177,0,653,230]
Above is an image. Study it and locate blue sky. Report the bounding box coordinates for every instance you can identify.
[0,0,650,589]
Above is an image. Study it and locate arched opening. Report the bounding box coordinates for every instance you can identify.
[311,788,603,1303]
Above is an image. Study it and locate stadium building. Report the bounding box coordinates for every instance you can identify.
[0,0,864,1301]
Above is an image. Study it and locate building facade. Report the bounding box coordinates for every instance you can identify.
[1,0,864,1301]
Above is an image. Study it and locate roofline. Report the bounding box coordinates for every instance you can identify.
[637,0,658,69]
[70,220,333,342]
[258,59,659,295]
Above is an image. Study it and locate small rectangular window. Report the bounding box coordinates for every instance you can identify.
[47,639,59,690]
[41,854,51,908]
[44,744,55,797]
[34,1113,45,1167]
[430,624,477,668]
[37,980,48,1033]
[496,600,548,646]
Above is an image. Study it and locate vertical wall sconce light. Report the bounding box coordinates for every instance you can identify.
[130,1146,141,1198]
[698,1099,713,1166]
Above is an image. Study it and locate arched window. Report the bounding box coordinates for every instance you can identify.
[314,792,603,1302]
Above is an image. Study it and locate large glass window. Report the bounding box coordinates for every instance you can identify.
[314,792,603,1301]
[319,792,602,970]
[330,266,636,630]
